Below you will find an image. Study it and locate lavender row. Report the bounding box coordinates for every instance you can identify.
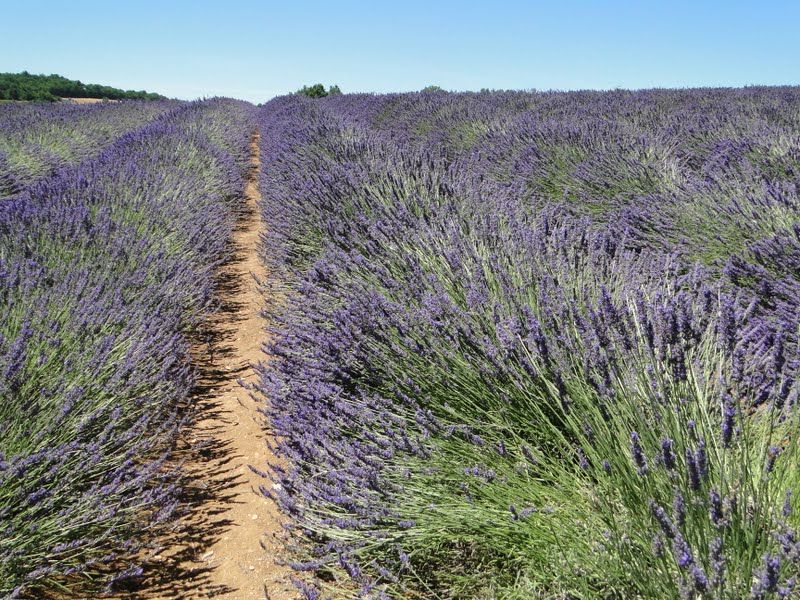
[255,90,800,598]
[0,98,255,597]
[0,100,180,199]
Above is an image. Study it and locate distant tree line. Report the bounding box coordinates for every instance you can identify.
[0,72,166,101]
[295,84,453,98]
[296,83,342,98]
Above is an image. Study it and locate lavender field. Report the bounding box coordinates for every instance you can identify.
[1,87,800,599]
[255,88,800,599]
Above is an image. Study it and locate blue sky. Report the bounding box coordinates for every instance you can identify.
[4,0,799,102]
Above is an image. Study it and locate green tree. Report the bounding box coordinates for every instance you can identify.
[297,83,328,98]
[0,72,166,101]
[296,84,343,99]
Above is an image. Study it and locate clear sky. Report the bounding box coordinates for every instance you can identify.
[4,0,799,103]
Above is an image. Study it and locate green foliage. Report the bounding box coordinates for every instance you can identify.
[296,83,328,98]
[296,83,343,98]
[0,72,166,102]
[422,84,445,93]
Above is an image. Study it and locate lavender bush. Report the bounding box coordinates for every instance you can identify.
[0,98,254,597]
[255,90,800,598]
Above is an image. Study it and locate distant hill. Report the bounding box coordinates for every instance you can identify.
[0,72,167,101]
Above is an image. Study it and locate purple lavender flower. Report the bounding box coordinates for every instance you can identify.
[778,579,796,599]
[690,565,709,593]
[649,499,675,539]
[709,537,726,589]
[673,487,686,528]
[577,447,590,469]
[709,488,729,528]
[695,439,708,478]
[630,431,649,476]
[661,437,677,471]
[751,554,781,598]
[686,448,701,491]
[290,577,322,600]
[766,445,783,474]
[721,394,736,448]
[520,443,538,464]
[652,534,666,558]
[672,533,694,568]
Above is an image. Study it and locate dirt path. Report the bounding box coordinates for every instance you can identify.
[130,132,296,600]
[194,133,295,599]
